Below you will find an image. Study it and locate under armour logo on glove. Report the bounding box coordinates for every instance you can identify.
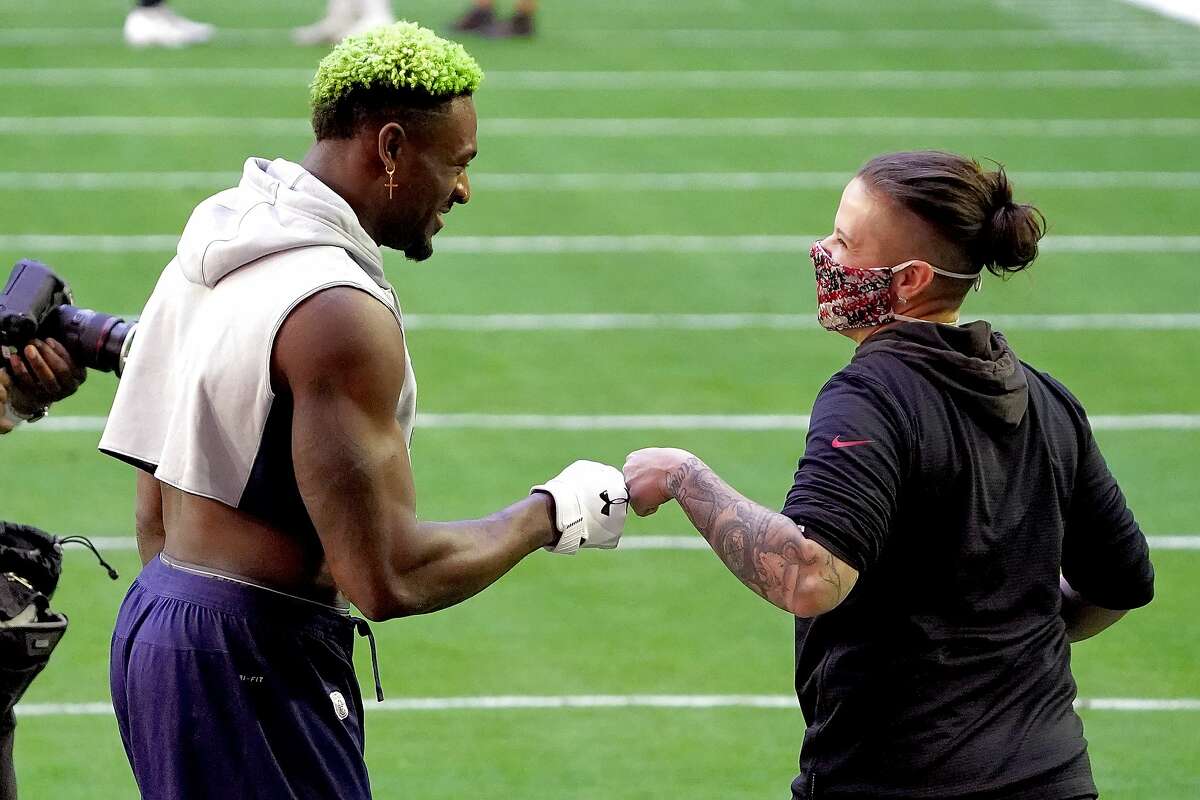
[532,461,628,553]
[599,490,629,517]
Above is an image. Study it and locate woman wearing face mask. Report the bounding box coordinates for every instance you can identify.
[623,150,1155,800]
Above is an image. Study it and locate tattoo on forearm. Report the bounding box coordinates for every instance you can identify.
[667,458,848,614]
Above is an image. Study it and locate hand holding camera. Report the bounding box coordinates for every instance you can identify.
[0,259,136,377]
[0,339,86,431]
[0,259,129,431]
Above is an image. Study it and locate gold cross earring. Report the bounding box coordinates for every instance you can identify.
[384,164,397,200]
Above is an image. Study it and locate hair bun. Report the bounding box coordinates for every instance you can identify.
[980,168,1044,274]
[988,168,1014,211]
[856,151,1049,280]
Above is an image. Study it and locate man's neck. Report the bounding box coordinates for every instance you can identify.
[300,142,381,244]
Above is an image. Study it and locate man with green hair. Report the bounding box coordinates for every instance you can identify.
[101,23,628,799]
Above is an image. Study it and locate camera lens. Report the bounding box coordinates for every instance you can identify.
[46,305,135,375]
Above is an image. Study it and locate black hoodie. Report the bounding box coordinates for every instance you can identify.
[781,321,1154,800]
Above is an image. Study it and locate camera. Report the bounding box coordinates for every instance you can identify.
[0,259,137,376]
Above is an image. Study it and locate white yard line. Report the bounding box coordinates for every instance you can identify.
[4,171,1200,191]
[396,314,1200,332]
[1120,0,1200,26]
[99,315,1200,333]
[2,27,1196,48]
[1085,415,1200,430]
[3,234,1199,254]
[2,68,1200,89]
[998,0,1200,69]
[5,26,1200,47]
[3,116,1200,138]
[1143,536,1200,550]
[23,414,1200,433]
[1073,698,1200,711]
[14,695,1200,718]
[75,535,1200,553]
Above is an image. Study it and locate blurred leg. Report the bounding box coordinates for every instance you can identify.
[485,1,536,39]
[293,0,363,45]
[452,1,496,32]
[344,0,396,38]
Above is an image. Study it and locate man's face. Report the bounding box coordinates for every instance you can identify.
[383,96,478,260]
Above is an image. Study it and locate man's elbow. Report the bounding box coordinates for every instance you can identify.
[351,583,427,622]
[355,599,397,623]
[134,512,163,542]
[345,571,445,621]
[134,506,165,550]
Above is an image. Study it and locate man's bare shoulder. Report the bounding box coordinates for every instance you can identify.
[273,286,406,399]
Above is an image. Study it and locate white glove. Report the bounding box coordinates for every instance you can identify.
[532,460,629,554]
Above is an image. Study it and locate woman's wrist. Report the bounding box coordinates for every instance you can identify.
[663,453,703,499]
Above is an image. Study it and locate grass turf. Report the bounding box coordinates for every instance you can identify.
[1,0,1198,796]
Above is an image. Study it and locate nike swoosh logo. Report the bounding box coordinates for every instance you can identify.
[832,436,874,448]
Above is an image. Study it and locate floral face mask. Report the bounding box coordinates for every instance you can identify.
[810,241,982,331]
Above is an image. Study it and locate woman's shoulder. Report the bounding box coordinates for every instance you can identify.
[1019,361,1088,415]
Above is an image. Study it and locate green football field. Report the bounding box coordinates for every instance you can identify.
[1,0,1199,796]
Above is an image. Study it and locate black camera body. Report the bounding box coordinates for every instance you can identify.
[0,259,136,376]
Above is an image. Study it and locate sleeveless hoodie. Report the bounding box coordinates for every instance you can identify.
[100,157,416,534]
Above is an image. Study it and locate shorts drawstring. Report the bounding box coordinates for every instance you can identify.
[350,616,384,702]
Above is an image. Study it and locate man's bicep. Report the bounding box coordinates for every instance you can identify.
[276,288,416,592]
[290,367,408,527]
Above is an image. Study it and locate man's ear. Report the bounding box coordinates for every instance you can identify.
[376,122,408,172]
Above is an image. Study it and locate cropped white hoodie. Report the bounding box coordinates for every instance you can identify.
[100,158,416,526]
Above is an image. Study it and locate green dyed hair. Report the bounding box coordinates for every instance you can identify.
[310,21,483,140]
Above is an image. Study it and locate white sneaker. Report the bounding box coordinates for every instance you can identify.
[343,11,396,38]
[292,0,361,45]
[158,5,216,38]
[123,5,213,48]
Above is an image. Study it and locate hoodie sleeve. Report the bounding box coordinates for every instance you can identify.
[1034,373,1154,610]
[781,372,912,573]
[1061,415,1155,610]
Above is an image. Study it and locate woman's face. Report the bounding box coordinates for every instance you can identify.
[819,177,937,269]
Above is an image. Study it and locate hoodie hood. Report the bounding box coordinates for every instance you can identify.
[176,157,390,292]
[855,321,1029,429]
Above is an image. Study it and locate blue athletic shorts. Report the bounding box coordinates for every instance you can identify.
[110,555,371,799]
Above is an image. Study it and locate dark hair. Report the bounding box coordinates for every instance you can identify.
[311,83,469,141]
[857,150,1046,277]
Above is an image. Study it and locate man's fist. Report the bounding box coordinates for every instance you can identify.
[532,461,629,554]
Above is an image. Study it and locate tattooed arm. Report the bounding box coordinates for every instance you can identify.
[624,448,859,617]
